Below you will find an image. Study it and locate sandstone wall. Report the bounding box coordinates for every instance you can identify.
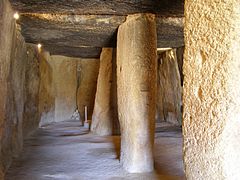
[10,29,27,157]
[38,52,55,126]
[39,55,100,126]
[22,44,40,138]
[0,0,23,176]
[156,49,182,125]
[0,0,41,177]
[77,59,99,123]
[48,55,78,123]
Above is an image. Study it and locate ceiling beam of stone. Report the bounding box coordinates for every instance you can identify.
[10,0,184,17]
[11,1,184,58]
[45,45,102,58]
[18,14,183,57]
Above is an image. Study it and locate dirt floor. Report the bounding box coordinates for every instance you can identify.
[6,120,185,180]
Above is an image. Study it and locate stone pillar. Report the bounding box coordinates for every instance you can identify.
[117,14,157,173]
[183,1,240,179]
[91,48,113,135]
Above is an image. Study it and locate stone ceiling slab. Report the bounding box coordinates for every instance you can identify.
[10,0,184,17]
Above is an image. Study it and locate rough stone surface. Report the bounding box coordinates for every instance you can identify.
[0,2,16,176]
[16,14,183,58]
[22,44,40,138]
[117,14,157,173]
[77,59,99,124]
[48,55,78,123]
[38,52,55,127]
[10,0,184,16]
[183,0,240,179]
[10,29,27,159]
[156,49,182,125]
[176,46,184,86]
[111,49,120,135]
[91,48,113,135]
[0,1,41,177]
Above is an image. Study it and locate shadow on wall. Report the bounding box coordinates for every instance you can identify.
[156,47,184,126]
[0,1,42,176]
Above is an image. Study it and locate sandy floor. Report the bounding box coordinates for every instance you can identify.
[6,120,185,180]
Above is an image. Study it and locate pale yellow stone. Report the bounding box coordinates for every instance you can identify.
[48,55,78,123]
[183,0,240,179]
[117,13,157,173]
[91,48,113,135]
[77,59,99,124]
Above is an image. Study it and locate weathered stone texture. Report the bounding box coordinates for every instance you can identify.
[91,48,113,135]
[117,14,157,173]
[22,44,40,138]
[48,56,78,123]
[10,0,184,17]
[183,0,240,179]
[176,46,184,86]
[38,52,55,126]
[0,1,41,177]
[156,49,182,125]
[0,0,23,177]
[77,59,99,124]
[10,30,27,157]
[16,14,183,58]
[111,49,120,135]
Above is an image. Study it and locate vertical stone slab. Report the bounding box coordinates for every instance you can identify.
[183,1,240,179]
[10,30,27,157]
[117,14,157,173]
[49,55,78,123]
[38,52,55,126]
[156,49,182,125]
[22,44,40,138]
[77,59,99,124]
[0,2,15,174]
[111,49,120,135]
[91,48,113,135]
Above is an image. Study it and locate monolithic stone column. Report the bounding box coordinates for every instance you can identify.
[183,1,240,179]
[117,14,157,173]
[91,48,113,135]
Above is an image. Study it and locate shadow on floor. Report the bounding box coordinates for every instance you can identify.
[6,120,185,180]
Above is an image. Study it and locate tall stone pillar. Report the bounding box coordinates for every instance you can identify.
[117,14,157,173]
[91,48,113,135]
[183,1,240,179]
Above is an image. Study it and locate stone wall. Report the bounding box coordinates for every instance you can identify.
[77,59,99,123]
[156,49,182,125]
[0,0,41,177]
[47,55,78,123]
[38,52,55,126]
[39,55,99,126]
[22,44,40,137]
